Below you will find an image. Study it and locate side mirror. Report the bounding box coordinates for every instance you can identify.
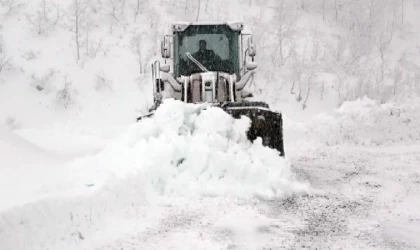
[161,40,171,59]
[246,61,257,71]
[247,36,256,57]
[160,64,170,73]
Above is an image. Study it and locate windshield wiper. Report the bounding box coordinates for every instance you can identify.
[186,52,209,72]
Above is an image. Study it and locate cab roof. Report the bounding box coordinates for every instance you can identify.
[171,22,244,32]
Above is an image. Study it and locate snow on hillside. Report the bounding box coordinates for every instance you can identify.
[1,0,419,128]
[284,97,420,155]
[0,0,157,128]
[0,124,59,166]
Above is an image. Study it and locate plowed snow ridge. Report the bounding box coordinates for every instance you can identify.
[99,99,309,199]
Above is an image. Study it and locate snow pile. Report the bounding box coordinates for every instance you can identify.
[96,99,309,200]
[288,97,420,147]
[0,99,309,213]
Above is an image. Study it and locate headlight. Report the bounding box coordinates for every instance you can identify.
[228,22,244,31]
[172,23,189,32]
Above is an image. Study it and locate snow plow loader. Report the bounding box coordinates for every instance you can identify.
[137,22,285,156]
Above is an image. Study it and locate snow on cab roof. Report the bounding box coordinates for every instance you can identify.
[171,22,244,32]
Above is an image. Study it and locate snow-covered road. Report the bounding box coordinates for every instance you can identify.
[2,144,419,249]
[94,145,420,249]
[1,100,420,250]
[284,145,420,249]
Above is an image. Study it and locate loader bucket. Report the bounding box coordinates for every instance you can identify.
[220,102,285,157]
[137,101,285,157]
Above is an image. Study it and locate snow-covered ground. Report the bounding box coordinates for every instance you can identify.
[1,99,420,249]
[0,99,307,249]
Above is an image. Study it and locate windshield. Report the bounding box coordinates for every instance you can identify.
[175,25,240,76]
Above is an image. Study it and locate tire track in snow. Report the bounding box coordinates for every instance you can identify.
[260,146,420,249]
[96,197,244,249]
[98,204,209,249]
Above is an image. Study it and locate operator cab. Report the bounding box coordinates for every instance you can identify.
[152,22,257,105]
[175,24,241,78]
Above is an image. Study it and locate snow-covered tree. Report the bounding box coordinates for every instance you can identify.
[25,0,60,35]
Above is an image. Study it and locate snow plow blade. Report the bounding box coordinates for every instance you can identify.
[219,101,285,157]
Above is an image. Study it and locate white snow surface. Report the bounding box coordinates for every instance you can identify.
[106,99,309,199]
[1,98,420,249]
[284,97,420,155]
[0,124,60,167]
[0,99,309,212]
[0,99,310,250]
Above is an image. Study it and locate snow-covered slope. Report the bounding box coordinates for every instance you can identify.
[0,125,59,166]
[2,0,420,127]
[0,125,63,210]
[284,97,420,155]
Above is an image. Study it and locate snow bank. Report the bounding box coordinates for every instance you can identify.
[97,99,309,200]
[286,97,420,149]
[15,124,124,157]
[0,125,59,167]
[0,174,154,250]
[0,125,64,212]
